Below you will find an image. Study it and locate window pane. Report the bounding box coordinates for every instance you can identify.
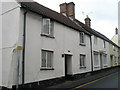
[43,19,50,35]
[80,55,85,67]
[103,55,107,65]
[47,52,53,68]
[80,56,82,66]
[94,53,98,66]
[50,21,54,36]
[82,34,84,43]
[83,56,85,66]
[41,50,53,68]
[42,51,46,67]
[80,32,84,44]
[42,18,54,36]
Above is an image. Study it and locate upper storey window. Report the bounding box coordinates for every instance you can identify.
[42,18,54,37]
[80,32,85,45]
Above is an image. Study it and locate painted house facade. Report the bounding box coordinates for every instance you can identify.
[109,43,119,67]
[91,35,110,70]
[111,7,120,65]
[1,1,92,88]
[74,18,110,71]
[1,1,21,88]
[111,28,120,47]
[1,0,120,89]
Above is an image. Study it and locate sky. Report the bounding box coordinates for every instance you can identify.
[34,0,119,39]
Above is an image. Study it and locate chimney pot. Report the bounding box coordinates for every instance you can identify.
[84,15,91,27]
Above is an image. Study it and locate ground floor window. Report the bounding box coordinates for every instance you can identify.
[80,54,86,68]
[114,56,117,65]
[94,52,99,67]
[103,54,107,66]
[41,50,53,69]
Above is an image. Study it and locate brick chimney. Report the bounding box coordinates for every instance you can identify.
[67,2,75,19]
[84,15,91,27]
[60,2,75,20]
[60,3,67,16]
[115,28,118,35]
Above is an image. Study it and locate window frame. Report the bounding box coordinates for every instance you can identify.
[41,50,54,70]
[41,18,54,37]
[94,52,99,67]
[80,32,85,45]
[80,54,86,68]
[103,54,107,66]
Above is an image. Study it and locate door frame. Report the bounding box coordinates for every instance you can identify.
[64,53,72,79]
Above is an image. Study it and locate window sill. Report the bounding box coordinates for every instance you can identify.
[80,66,86,69]
[94,66,100,68]
[104,65,108,67]
[40,68,54,70]
[41,34,55,38]
[79,43,86,46]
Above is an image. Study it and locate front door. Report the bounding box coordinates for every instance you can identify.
[65,55,72,79]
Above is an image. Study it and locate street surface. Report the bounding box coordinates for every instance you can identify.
[74,71,120,89]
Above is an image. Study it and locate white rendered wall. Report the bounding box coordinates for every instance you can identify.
[1,1,20,88]
[24,11,92,84]
[92,35,110,71]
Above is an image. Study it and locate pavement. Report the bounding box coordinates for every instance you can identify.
[48,67,119,89]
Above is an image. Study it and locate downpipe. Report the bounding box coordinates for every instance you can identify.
[22,10,28,87]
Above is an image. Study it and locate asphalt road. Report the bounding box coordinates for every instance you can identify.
[74,71,120,89]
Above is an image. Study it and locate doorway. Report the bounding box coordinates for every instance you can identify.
[64,54,72,79]
[110,55,113,67]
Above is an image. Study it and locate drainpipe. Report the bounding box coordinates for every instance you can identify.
[90,36,93,72]
[22,10,28,86]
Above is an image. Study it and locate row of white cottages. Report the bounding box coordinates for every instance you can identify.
[1,0,120,89]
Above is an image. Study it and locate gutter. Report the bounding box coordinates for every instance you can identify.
[22,10,28,85]
[90,36,93,72]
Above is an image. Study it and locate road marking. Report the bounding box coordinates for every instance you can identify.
[72,72,119,89]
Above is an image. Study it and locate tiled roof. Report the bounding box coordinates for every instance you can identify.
[18,1,119,48]
[18,1,91,35]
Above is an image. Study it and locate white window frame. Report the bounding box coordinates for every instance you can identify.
[94,52,99,67]
[80,54,86,68]
[103,54,107,66]
[80,32,85,45]
[41,50,53,69]
[42,18,54,36]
